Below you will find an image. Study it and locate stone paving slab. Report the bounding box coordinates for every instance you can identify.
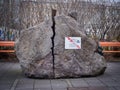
[34,88,51,90]
[115,86,120,90]
[70,79,89,87]
[68,87,116,90]
[15,88,34,90]
[18,78,34,84]
[34,80,51,88]
[0,79,15,84]
[52,88,67,90]
[51,80,68,89]
[0,84,12,90]
[84,78,105,87]
[15,78,34,89]
[104,81,120,87]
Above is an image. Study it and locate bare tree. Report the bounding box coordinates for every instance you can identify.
[0,0,119,41]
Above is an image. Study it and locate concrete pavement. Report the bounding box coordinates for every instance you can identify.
[0,62,120,90]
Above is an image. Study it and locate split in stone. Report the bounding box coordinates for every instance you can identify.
[15,13,107,78]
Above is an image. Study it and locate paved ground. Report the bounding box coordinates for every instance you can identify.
[0,62,120,90]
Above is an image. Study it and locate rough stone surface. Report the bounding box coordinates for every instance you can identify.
[68,11,78,20]
[15,15,106,78]
[15,20,54,78]
[54,15,106,78]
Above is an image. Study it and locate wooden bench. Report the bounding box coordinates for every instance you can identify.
[99,42,120,53]
[0,41,120,53]
[0,41,15,53]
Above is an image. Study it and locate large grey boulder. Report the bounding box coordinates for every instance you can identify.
[15,15,106,78]
[15,20,54,78]
[54,15,106,78]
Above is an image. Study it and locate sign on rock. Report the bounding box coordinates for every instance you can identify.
[65,37,81,49]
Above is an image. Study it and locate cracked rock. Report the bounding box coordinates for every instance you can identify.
[15,15,106,78]
[54,15,106,78]
[15,20,54,78]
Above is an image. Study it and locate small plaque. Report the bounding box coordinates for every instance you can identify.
[65,37,81,49]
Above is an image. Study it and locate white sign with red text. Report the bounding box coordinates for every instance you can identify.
[65,37,81,49]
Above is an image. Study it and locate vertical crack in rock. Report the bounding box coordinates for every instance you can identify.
[15,14,106,78]
[51,9,56,77]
